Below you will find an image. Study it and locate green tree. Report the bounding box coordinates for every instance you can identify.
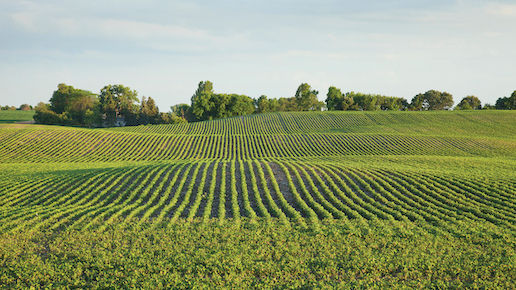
[456,96,481,110]
[228,94,255,116]
[99,84,139,126]
[170,103,194,121]
[325,88,356,111]
[278,97,297,111]
[83,108,100,128]
[37,84,98,126]
[68,95,98,125]
[18,104,32,111]
[326,86,343,110]
[158,112,187,124]
[255,95,270,113]
[482,103,495,110]
[495,91,516,110]
[295,83,320,111]
[33,102,63,124]
[269,98,280,112]
[410,90,454,110]
[351,92,379,111]
[380,96,408,111]
[139,96,160,125]
[189,81,255,120]
[191,81,214,121]
[49,83,96,114]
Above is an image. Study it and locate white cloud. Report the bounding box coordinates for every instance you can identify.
[486,3,516,16]
[10,11,38,31]
[94,19,208,40]
[10,10,211,41]
[2,0,516,108]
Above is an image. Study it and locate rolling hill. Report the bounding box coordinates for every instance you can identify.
[0,110,514,287]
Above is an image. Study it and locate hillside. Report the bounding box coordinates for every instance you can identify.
[1,110,514,226]
[0,110,515,287]
[0,110,34,124]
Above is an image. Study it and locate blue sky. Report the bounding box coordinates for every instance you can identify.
[1,0,515,109]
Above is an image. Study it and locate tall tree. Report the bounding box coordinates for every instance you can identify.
[325,87,360,111]
[255,95,270,113]
[456,96,481,110]
[191,81,214,120]
[295,83,320,111]
[410,90,454,110]
[99,84,139,126]
[49,83,96,114]
[139,96,160,124]
[326,86,343,110]
[495,91,516,110]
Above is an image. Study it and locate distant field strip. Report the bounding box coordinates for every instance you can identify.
[0,111,515,228]
[105,110,516,137]
[0,129,511,162]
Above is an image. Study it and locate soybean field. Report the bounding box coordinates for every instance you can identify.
[0,110,515,288]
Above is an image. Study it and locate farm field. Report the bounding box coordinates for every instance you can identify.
[0,110,515,287]
[0,110,34,124]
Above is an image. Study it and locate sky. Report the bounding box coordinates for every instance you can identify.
[1,0,515,110]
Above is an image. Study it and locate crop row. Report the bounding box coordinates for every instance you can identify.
[104,111,516,137]
[0,128,507,163]
[0,160,514,231]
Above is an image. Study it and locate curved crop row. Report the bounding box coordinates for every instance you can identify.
[1,160,513,230]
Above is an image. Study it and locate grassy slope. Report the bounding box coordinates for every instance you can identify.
[0,110,514,287]
[0,110,34,123]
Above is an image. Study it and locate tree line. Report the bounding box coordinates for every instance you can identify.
[173,81,325,122]
[15,81,516,127]
[1,104,33,111]
[33,84,186,127]
[175,81,516,122]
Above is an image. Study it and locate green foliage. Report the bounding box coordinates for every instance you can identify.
[325,87,406,111]
[229,94,255,116]
[35,84,99,126]
[18,104,32,111]
[410,90,454,110]
[1,108,515,287]
[139,96,160,125]
[482,103,496,110]
[0,220,513,288]
[326,86,356,110]
[33,102,65,125]
[295,83,322,111]
[191,81,214,121]
[34,83,182,127]
[190,81,256,121]
[158,112,187,124]
[456,96,482,110]
[170,103,194,121]
[495,91,516,110]
[49,83,96,115]
[254,96,299,112]
[255,95,270,113]
[99,84,139,126]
